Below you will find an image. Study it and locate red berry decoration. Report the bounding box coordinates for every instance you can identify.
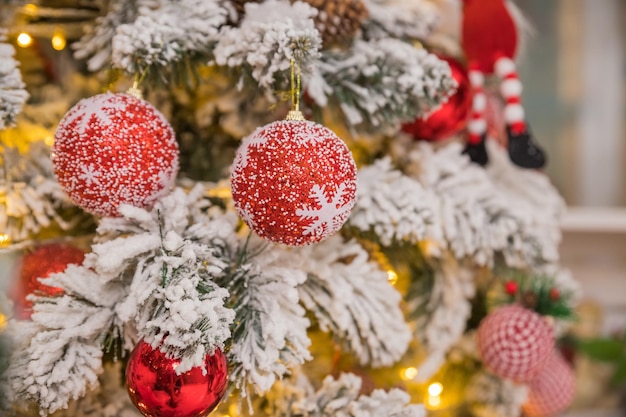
[402,56,471,141]
[548,287,560,301]
[477,305,554,382]
[230,118,357,246]
[504,280,518,295]
[52,92,179,217]
[126,341,228,417]
[523,351,576,417]
[11,243,85,319]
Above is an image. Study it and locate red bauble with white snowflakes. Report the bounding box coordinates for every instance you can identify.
[11,243,85,319]
[477,304,554,382]
[523,351,576,417]
[401,56,471,141]
[126,341,228,417]
[52,92,179,217]
[230,118,357,246]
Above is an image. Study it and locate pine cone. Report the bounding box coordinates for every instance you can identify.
[301,0,369,46]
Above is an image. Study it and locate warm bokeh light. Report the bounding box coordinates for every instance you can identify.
[428,382,443,396]
[0,233,10,247]
[23,3,39,14]
[427,395,441,408]
[387,269,398,285]
[401,366,418,380]
[51,32,66,51]
[17,32,33,48]
[0,312,6,329]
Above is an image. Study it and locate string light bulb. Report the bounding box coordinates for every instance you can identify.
[427,382,443,396]
[16,32,33,48]
[0,233,10,248]
[51,32,66,51]
[427,395,441,408]
[401,366,418,380]
[387,269,398,285]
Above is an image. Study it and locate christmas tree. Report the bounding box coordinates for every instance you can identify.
[0,1,583,417]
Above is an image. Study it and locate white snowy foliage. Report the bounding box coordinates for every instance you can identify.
[91,186,237,373]
[1,143,77,243]
[7,265,125,415]
[486,140,564,266]
[111,0,228,73]
[411,142,559,267]
[308,38,455,130]
[349,158,438,245]
[466,371,528,417]
[73,0,138,72]
[407,256,475,381]
[273,373,425,417]
[225,238,312,395]
[297,235,411,367]
[214,0,322,96]
[362,0,439,41]
[0,32,29,129]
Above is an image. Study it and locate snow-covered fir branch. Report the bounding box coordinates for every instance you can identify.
[297,235,411,367]
[308,38,455,131]
[406,254,475,381]
[6,266,126,415]
[217,237,312,395]
[1,142,78,243]
[485,140,563,266]
[466,371,528,417]
[214,0,322,98]
[111,0,228,74]
[73,0,139,72]
[362,0,439,41]
[268,372,426,417]
[6,186,239,414]
[348,157,439,245]
[0,31,29,129]
[409,142,558,267]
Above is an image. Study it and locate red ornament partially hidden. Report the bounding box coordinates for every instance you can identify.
[12,243,85,319]
[126,341,228,417]
[523,351,576,417]
[402,56,471,141]
[477,305,554,382]
[230,118,357,246]
[53,92,179,217]
[504,280,518,295]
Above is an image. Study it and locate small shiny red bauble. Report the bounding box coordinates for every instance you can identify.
[231,119,357,246]
[126,341,228,417]
[401,56,471,141]
[52,92,179,217]
[12,243,85,319]
[477,305,554,382]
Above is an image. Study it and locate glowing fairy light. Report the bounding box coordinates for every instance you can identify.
[428,382,443,396]
[17,32,33,48]
[401,366,418,380]
[387,269,398,285]
[51,32,66,51]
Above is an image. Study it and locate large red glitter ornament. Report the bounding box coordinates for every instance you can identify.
[52,92,179,217]
[230,118,357,246]
[477,304,554,382]
[523,351,576,417]
[11,243,85,319]
[126,341,228,417]
[402,56,471,141]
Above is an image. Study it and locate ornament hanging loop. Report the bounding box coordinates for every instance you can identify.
[285,56,305,121]
[126,69,148,100]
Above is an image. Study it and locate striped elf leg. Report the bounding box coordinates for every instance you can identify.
[494,55,546,169]
[463,64,489,165]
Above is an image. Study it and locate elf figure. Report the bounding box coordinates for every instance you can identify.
[462,0,546,168]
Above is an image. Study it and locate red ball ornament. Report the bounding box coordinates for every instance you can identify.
[477,305,554,382]
[548,288,560,301]
[523,351,576,417]
[126,341,228,417]
[401,56,471,141]
[230,118,357,246]
[52,92,179,217]
[11,243,85,319]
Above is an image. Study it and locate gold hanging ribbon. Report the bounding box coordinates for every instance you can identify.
[285,57,305,121]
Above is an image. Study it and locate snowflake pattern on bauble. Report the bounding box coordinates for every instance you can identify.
[231,119,357,246]
[52,93,179,217]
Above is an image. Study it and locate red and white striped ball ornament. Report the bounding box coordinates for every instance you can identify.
[52,92,179,217]
[523,351,576,417]
[230,113,357,246]
[477,304,554,382]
